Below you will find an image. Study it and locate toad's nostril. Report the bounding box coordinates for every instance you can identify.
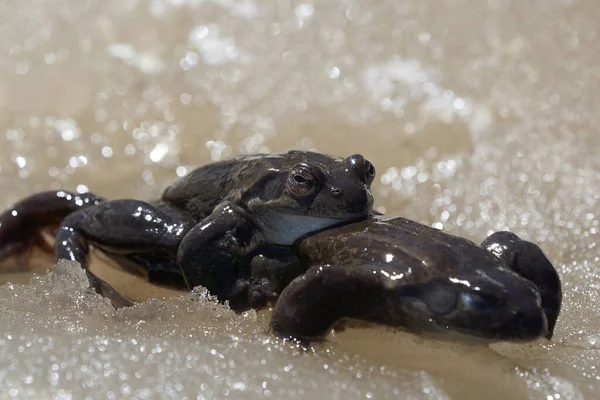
[365,161,375,183]
[331,187,342,197]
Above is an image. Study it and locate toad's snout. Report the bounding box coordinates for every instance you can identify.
[344,154,376,185]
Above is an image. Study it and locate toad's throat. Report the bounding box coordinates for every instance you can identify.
[256,212,354,246]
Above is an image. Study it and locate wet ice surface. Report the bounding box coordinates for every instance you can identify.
[0,0,599,398]
[0,261,446,399]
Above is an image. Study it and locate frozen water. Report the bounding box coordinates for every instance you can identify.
[0,261,446,399]
[0,0,599,398]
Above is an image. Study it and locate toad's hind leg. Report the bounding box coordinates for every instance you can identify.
[481,231,562,339]
[56,200,195,308]
[0,191,104,264]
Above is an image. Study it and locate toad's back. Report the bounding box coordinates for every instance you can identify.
[161,151,342,219]
[297,215,507,282]
[161,155,276,217]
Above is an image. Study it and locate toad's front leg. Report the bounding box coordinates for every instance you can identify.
[177,201,265,310]
[269,263,389,341]
[481,231,562,338]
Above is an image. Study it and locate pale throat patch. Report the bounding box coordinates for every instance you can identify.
[257,213,346,245]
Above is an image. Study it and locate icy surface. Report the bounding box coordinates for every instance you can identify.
[0,0,599,398]
[0,261,445,399]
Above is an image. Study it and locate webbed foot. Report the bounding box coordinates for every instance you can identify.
[86,269,134,308]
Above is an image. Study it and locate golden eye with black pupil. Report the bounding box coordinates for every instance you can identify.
[293,175,307,184]
[288,166,315,196]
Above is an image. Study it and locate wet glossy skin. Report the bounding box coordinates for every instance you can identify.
[0,151,375,310]
[270,215,562,342]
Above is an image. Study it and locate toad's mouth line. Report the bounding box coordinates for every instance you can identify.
[283,212,369,220]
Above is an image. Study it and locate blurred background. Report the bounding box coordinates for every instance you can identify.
[0,0,598,399]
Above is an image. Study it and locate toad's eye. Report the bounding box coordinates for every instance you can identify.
[288,166,316,196]
[422,282,458,316]
[293,175,308,184]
